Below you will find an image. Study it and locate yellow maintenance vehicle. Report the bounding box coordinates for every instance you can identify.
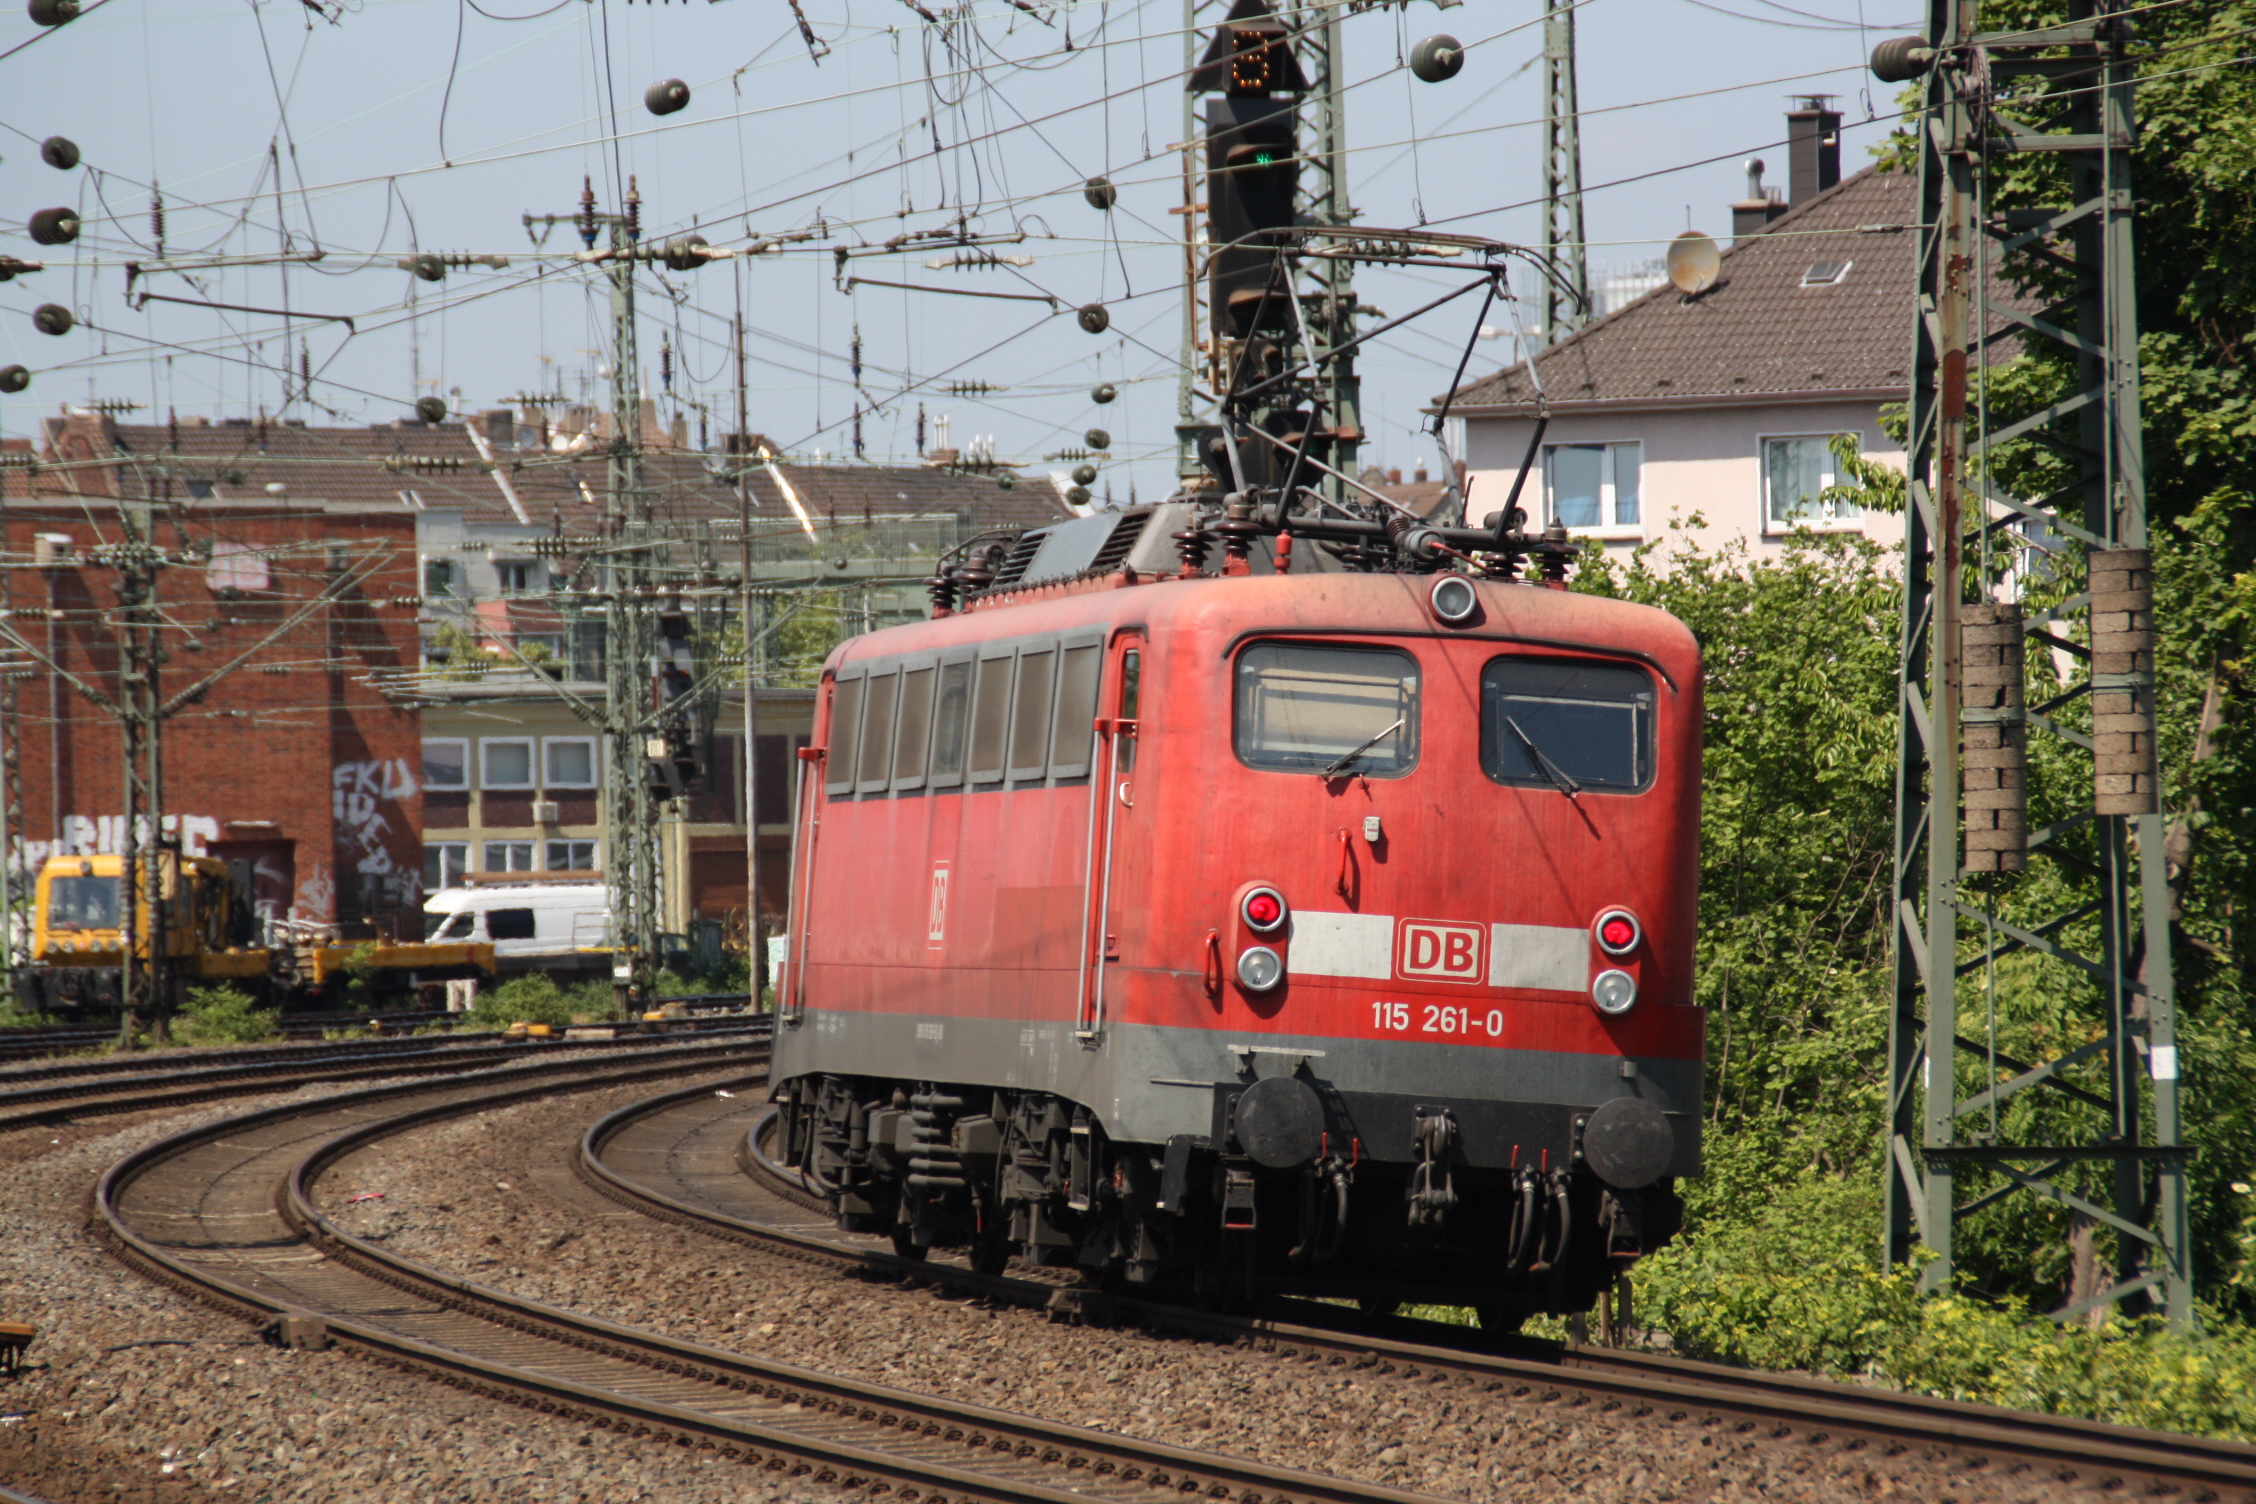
[17,852,496,1016]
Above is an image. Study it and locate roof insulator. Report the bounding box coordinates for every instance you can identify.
[32,304,73,337]
[645,78,691,116]
[40,136,79,170]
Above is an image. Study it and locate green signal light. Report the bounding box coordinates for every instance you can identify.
[1251,149,1280,165]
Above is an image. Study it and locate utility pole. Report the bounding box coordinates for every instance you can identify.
[1540,0,1587,343]
[735,301,762,1001]
[1878,0,2189,1327]
[112,500,171,1041]
[1300,0,1360,505]
[601,186,663,1012]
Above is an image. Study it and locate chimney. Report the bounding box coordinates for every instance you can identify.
[1786,97,1842,205]
[1731,157,1790,241]
[1413,464,1428,484]
[479,408,514,448]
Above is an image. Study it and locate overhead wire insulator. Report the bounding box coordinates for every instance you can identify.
[1091,383,1117,404]
[27,209,78,246]
[577,175,598,249]
[1077,304,1109,334]
[852,403,864,459]
[1071,464,1099,486]
[624,176,642,243]
[661,234,706,271]
[27,0,79,26]
[1409,35,1464,83]
[1084,428,1111,450]
[40,136,78,170]
[31,304,73,336]
[149,190,165,257]
[415,396,448,424]
[1083,176,1118,210]
[0,367,29,395]
[1066,486,1092,507]
[410,253,446,282]
[659,334,673,390]
[915,403,926,455]
[850,326,863,386]
[944,380,1008,396]
[645,78,691,116]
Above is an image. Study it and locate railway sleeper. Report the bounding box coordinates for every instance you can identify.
[779,1071,1678,1320]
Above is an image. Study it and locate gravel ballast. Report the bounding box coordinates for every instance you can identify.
[321,1082,2089,1504]
[0,1063,858,1504]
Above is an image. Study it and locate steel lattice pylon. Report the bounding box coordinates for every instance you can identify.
[1881,0,2191,1327]
[1540,0,1587,344]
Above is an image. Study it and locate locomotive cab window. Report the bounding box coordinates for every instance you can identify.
[1235,643,1421,777]
[929,657,973,787]
[894,665,936,787]
[825,674,864,796]
[1480,658,1655,793]
[857,669,899,792]
[47,874,122,930]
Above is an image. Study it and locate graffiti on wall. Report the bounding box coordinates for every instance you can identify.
[9,814,222,872]
[328,757,419,918]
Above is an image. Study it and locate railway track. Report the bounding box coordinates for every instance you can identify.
[95,1043,1466,1504]
[580,1082,2256,1504]
[0,1022,765,1135]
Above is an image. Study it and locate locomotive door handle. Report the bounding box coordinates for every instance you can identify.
[1334,828,1355,902]
[1203,928,1223,1000]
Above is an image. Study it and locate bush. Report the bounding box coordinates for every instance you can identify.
[463,972,615,1029]
[173,985,281,1047]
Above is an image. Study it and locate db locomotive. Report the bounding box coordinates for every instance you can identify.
[771,499,1703,1326]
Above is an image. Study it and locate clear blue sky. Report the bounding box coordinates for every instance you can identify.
[1,0,1912,497]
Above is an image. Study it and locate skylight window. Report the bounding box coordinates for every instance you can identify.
[1802,260,1851,287]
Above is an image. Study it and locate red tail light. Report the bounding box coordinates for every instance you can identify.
[1242,886,1287,934]
[1595,909,1641,956]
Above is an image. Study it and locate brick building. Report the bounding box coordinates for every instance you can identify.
[2,411,425,935]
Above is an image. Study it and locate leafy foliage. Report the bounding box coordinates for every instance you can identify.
[464,972,611,1029]
[174,985,280,1046]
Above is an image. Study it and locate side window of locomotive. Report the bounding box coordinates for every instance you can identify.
[857,669,899,791]
[1234,643,1421,777]
[930,659,973,787]
[1048,642,1102,777]
[968,652,1014,784]
[1010,647,1057,780]
[1118,649,1141,773]
[1479,658,1656,793]
[894,665,935,787]
[824,674,864,796]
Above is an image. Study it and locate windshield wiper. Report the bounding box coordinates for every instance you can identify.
[1505,715,1580,800]
[1317,717,1405,780]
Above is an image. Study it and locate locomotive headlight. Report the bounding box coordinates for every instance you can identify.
[1241,886,1288,934]
[1591,968,1638,1015]
[1237,944,1285,992]
[1594,908,1641,956]
[1429,574,1478,625]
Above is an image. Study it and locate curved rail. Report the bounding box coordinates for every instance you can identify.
[581,1093,2256,1503]
[99,1043,1462,1504]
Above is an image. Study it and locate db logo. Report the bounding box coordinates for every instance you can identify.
[1396,919,1485,984]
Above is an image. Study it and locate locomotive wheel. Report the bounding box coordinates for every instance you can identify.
[890,1227,929,1261]
[967,1227,1011,1276]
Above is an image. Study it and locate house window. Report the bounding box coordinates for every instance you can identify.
[481,738,535,789]
[1763,435,1860,528]
[483,841,535,872]
[424,558,456,598]
[423,738,469,791]
[1544,442,1641,533]
[543,737,598,789]
[1801,260,1851,287]
[547,839,597,872]
[423,843,469,890]
[495,560,541,594]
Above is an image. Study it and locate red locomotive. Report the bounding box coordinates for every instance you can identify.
[772,500,1703,1325]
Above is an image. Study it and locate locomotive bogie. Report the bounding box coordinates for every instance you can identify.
[773,561,1706,1312]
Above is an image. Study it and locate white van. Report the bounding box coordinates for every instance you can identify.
[423,880,610,970]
